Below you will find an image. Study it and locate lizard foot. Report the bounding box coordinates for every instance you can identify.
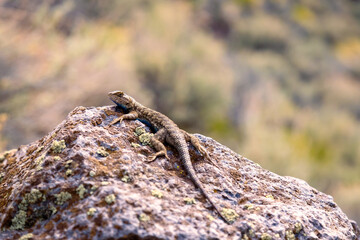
[197,145,220,168]
[147,151,170,162]
[197,145,209,159]
[110,117,124,125]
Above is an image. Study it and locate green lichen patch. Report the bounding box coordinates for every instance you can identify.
[243,203,255,210]
[51,140,66,153]
[89,170,96,177]
[101,181,110,186]
[131,142,141,148]
[11,189,46,230]
[184,197,196,205]
[0,172,4,182]
[54,192,72,205]
[151,189,163,198]
[10,210,27,230]
[34,154,45,171]
[76,184,88,199]
[65,169,73,176]
[65,160,73,168]
[260,233,272,240]
[34,146,44,154]
[121,175,131,183]
[138,213,150,222]
[90,185,98,194]
[138,133,153,146]
[134,126,153,146]
[96,147,109,157]
[285,222,304,239]
[285,230,295,240]
[54,156,61,161]
[294,222,303,233]
[248,226,256,238]
[105,194,116,204]
[87,207,97,216]
[26,189,43,204]
[19,189,44,211]
[49,204,57,215]
[206,214,215,221]
[134,126,146,136]
[19,233,34,240]
[221,208,239,224]
[265,194,274,200]
[243,229,256,239]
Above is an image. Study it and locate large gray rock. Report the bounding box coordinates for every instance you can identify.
[0,106,359,239]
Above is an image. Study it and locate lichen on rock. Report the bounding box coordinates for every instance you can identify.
[138,213,150,222]
[221,208,239,224]
[87,207,97,216]
[105,194,116,204]
[134,126,153,146]
[65,169,73,176]
[51,140,66,153]
[151,189,163,199]
[96,146,109,157]
[10,210,27,230]
[76,184,87,199]
[34,154,45,171]
[89,170,96,177]
[19,233,34,240]
[184,197,196,205]
[0,172,4,182]
[54,192,72,205]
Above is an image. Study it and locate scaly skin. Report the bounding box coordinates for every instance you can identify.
[108,91,229,223]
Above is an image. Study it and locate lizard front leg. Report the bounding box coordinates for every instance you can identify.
[147,128,170,162]
[110,111,138,125]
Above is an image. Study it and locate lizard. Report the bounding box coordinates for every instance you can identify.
[107,90,229,223]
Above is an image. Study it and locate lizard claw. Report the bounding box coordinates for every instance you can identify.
[198,145,209,159]
[199,147,220,168]
[145,155,157,163]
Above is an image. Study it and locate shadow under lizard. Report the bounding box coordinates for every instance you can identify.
[108,91,229,223]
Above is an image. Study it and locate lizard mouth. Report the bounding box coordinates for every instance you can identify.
[110,100,128,112]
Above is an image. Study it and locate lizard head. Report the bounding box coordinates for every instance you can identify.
[108,91,134,110]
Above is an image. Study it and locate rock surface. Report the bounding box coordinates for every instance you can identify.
[0,106,359,240]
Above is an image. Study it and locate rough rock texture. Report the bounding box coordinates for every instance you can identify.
[0,106,359,240]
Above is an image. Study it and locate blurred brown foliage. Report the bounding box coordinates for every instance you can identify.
[0,0,359,223]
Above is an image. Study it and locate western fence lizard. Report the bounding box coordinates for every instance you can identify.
[108,91,229,223]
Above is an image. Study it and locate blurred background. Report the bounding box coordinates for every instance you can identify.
[0,0,359,223]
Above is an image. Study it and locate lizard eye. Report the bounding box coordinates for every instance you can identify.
[115,91,124,96]
[108,91,125,97]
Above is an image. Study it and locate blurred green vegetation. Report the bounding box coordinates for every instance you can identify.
[0,0,359,223]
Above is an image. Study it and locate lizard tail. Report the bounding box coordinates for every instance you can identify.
[185,162,230,223]
[176,138,230,223]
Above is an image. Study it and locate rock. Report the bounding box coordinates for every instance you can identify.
[0,106,358,239]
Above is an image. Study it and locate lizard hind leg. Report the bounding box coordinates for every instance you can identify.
[182,130,219,168]
[147,129,170,162]
[182,130,209,158]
